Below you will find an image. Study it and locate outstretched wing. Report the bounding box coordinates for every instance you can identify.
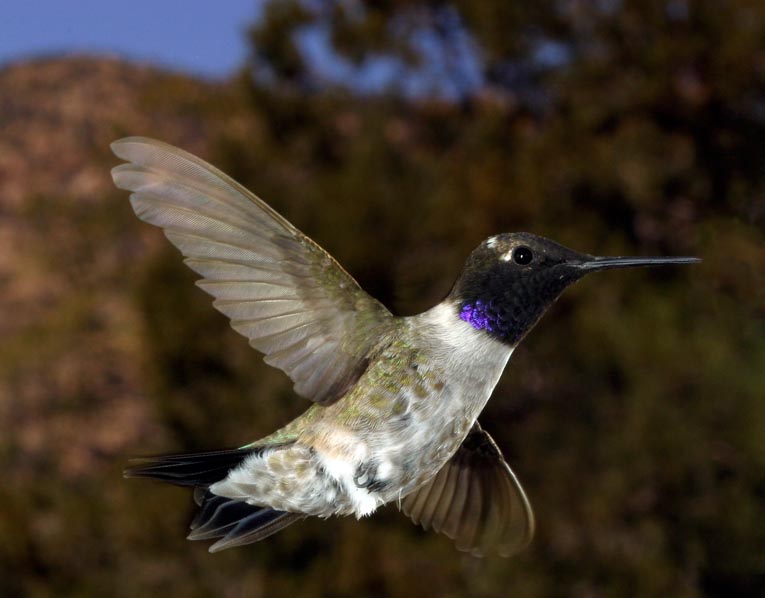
[400,423,534,557]
[112,137,393,405]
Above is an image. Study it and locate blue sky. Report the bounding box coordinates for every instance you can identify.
[1,1,488,97]
[1,1,260,78]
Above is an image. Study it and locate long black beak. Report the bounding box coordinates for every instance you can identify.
[577,255,701,272]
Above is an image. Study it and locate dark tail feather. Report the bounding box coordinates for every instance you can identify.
[124,448,254,487]
[125,445,303,550]
[188,490,304,552]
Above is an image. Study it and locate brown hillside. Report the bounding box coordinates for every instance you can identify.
[0,56,236,479]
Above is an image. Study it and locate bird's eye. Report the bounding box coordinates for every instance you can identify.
[512,246,534,265]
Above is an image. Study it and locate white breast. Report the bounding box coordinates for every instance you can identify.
[413,301,514,419]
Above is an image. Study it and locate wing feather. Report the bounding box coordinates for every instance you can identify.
[112,137,394,404]
[401,423,535,557]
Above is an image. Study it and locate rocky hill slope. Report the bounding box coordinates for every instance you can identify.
[0,56,232,479]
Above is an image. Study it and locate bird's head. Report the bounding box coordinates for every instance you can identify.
[450,232,699,346]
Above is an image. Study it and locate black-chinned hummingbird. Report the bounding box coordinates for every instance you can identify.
[112,137,699,557]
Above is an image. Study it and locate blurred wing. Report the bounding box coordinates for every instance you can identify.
[111,137,393,405]
[400,423,534,557]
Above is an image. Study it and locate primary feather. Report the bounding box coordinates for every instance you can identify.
[112,137,393,405]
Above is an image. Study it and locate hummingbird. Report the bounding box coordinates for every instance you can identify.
[112,137,699,557]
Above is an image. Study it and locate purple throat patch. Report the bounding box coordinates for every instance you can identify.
[459,300,495,332]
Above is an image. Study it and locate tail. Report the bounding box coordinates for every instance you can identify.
[125,445,304,551]
[124,448,254,487]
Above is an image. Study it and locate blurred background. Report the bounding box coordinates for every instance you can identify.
[1,1,764,596]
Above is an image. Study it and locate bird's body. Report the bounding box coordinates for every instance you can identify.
[215,302,512,519]
[112,137,698,556]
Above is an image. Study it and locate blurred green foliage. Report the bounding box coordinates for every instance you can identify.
[3,1,765,596]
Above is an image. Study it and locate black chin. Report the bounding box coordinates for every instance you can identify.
[456,264,585,345]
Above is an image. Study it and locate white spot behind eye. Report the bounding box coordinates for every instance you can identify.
[500,250,514,261]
